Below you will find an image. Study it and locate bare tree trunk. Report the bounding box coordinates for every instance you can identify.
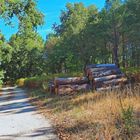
[104,39,107,63]
[112,13,119,67]
[122,33,125,68]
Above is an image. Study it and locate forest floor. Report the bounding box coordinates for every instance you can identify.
[0,87,58,140]
[28,85,140,140]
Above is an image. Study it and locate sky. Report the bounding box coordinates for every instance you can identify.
[0,0,105,40]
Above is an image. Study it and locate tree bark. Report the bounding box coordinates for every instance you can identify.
[112,12,120,68]
[96,77,127,88]
[54,77,88,86]
[56,84,91,94]
[122,33,126,68]
[94,74,124,82]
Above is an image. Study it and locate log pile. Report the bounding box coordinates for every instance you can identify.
[52,77,90,94]
[48,64,127,94]
[85,64,127,91]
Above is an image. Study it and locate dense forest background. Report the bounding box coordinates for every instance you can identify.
[0,0,140,84]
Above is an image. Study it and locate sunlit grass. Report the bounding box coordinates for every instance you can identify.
[29,85,140,140]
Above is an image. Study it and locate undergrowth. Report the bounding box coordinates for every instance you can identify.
[28,85,140,140]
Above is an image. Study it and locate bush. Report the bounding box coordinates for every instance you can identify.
[121,67,140,83]
[24,77,44,89]
[121,67,140,75]
[121,106,135,136]
[17,72,83,90]
[116,105,136,139]
[0,70,5,86]
[16,78,26,87]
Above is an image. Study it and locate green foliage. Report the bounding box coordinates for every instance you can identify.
[121,106,135,137]
[16,78,26,87]
[46,0,140,74]
[121,67,140,75]
[1,33,45,83]
[17,72,83,90]
[0,0,45,84]
[0,70,4,86]
[46,3,99,73]
[0,0,44,30]
[1,0,140,84]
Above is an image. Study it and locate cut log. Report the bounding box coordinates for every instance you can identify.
[86,64,116,69]
[85,64,117,76]
[56,86,73,95]
[96,77,127,88]
[92,69,122,78]
[76,84,91,91]
[97,85,121,91]
[54,77,88,86]
[87,69,122,81]
[94,74,125,82]
[88,67,119,73]
[104,77,127,85]
[56,84,91,94]
[48,82,55,93]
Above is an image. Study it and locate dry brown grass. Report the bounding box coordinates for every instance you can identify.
[29,84,140,140]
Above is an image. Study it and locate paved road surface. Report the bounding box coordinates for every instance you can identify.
[0,87,58,140]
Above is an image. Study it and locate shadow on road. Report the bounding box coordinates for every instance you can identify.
[0,88,59,140]
[0,127,57,140]
[0,88,36,115]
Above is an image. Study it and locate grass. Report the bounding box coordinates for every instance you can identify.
[121,67,140,84]
[121,67,140,75]
[28,84,140,140]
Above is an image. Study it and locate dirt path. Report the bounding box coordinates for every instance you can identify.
[0,87,58,140]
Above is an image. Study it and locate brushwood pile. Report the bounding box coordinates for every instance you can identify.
[49,64,127,94]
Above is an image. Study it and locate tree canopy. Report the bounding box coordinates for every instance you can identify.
[0,0,45,84]
[0,0,140,84]
[46,0,140,73]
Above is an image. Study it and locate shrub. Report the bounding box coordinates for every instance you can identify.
[121,67,140,83]
[116,105,136,139]
[16,78,26,87]
[0,70,4,86]
[24,77,43,89]
[19,72,83,89]
[121,106,135,136]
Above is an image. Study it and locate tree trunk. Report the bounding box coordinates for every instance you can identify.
[122,33,126,68]
[112,12,119,67]
[113,31,119,67]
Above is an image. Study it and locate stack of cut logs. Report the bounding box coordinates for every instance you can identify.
[54,77,90,94]
[85,64,127,91]
[48,64,127,94]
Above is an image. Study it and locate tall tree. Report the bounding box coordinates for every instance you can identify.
[105,0,123,67]
[53,3,98,71]
[0,0,45,83]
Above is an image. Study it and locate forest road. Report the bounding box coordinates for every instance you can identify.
[0,87,59,140]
